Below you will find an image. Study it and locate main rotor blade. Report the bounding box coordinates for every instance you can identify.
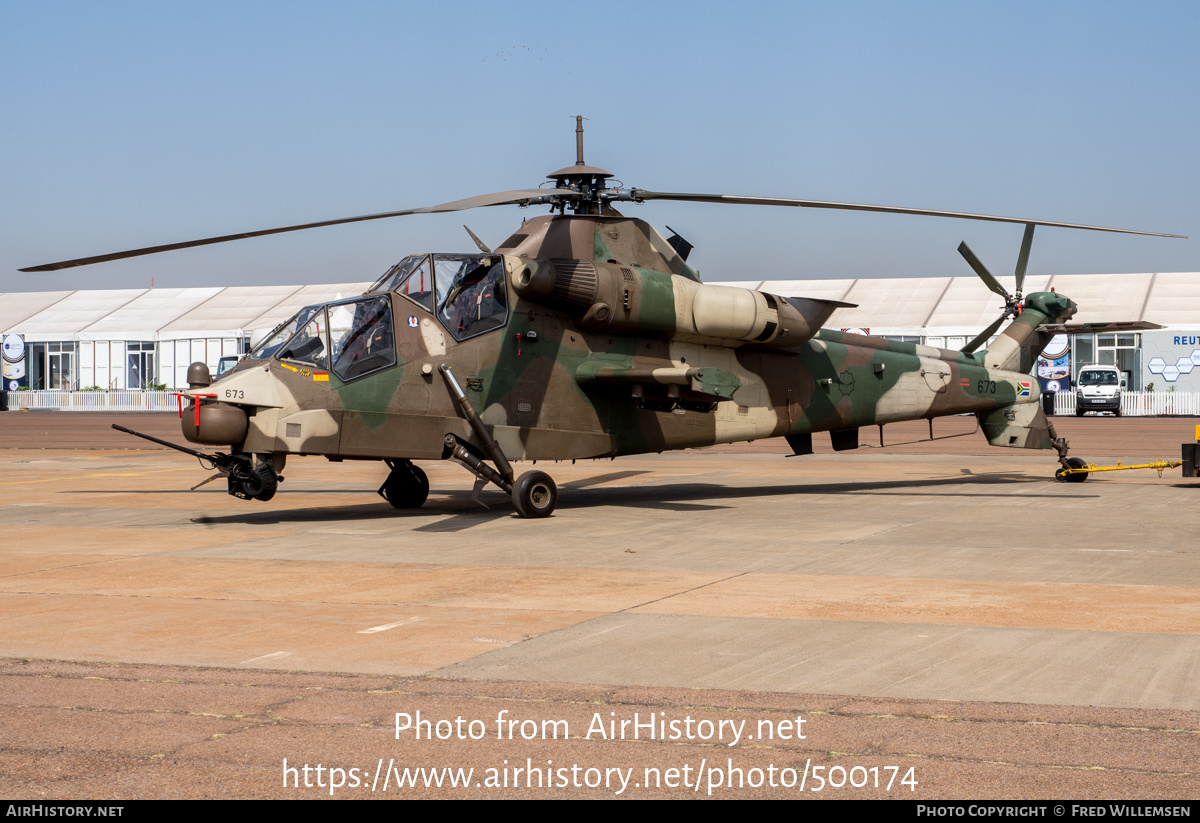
[957,242,1008,298]
[624,190,1184,238]
[20,189,577,272]
[1013,223,1035,293]
[961,314,1007,354]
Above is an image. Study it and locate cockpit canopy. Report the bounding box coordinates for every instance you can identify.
[249,294,397,382]
[369,253,508,341]
[246,253,510,383]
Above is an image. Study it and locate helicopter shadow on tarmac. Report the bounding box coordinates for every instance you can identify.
[181,469,1095,530]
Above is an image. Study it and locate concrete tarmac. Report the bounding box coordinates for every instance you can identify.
[1,412,1198,799]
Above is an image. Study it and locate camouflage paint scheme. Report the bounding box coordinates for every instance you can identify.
[190,214,1073,472]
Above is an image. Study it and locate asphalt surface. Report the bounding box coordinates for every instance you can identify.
[1,411,1198,800]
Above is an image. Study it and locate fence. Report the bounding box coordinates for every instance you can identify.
[1051,390,1200,417]
[3,390,178,412]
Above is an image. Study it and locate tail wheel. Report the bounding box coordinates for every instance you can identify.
[512,470,557,518]
[380,463,429,509]
[1059,456,1089,483]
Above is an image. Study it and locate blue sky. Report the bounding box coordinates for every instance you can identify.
[2,0,1196,293]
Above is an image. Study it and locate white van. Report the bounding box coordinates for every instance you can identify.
[1075,364,1125,416]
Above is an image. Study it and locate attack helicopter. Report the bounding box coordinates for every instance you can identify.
[22,119,1182,517]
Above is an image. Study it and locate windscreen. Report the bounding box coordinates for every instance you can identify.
[277,311,330,367]
[249,305,323,361]
[1079,370,1118,386]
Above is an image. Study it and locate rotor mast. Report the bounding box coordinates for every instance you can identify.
[576,114,585,165]
[546,115,614,215]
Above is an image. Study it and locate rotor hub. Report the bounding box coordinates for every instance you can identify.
[544,115,615,214]
[546,164,614,214]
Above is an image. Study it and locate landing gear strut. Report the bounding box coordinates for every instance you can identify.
[378,459,429,509]
[439,364,558,518]
[1049,424,1089,483]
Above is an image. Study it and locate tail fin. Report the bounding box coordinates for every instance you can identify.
[978,292,1077,373]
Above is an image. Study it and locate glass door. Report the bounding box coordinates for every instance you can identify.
[126,342,156,389]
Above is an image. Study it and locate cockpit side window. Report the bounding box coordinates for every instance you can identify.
[372,254,434,312]
[249,305,322,361]
[277,310,330,368]
[434,255,508,341]
[330,295,396,381]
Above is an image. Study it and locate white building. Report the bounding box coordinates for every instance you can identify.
[1,282,369,390]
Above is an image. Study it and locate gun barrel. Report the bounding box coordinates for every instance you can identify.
[110,424,222,461]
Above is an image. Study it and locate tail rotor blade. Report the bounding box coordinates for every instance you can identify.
[1013,223,1035,294]
[958,242,1008,298]
[961,313,1007,354]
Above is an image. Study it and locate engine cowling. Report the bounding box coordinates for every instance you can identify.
[510,258,851,348]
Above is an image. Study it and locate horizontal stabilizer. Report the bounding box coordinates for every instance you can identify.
[1039,321,1164,334]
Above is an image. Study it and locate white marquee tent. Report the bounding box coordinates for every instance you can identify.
[2,272,1196,391]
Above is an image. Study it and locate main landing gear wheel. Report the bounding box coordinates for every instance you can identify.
[1054,456,1089,483]
[512,470,557,518]
[379,461,429,509]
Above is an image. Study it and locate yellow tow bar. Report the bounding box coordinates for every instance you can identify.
[1056,459,1183,480]
[1056,426,1200,482]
